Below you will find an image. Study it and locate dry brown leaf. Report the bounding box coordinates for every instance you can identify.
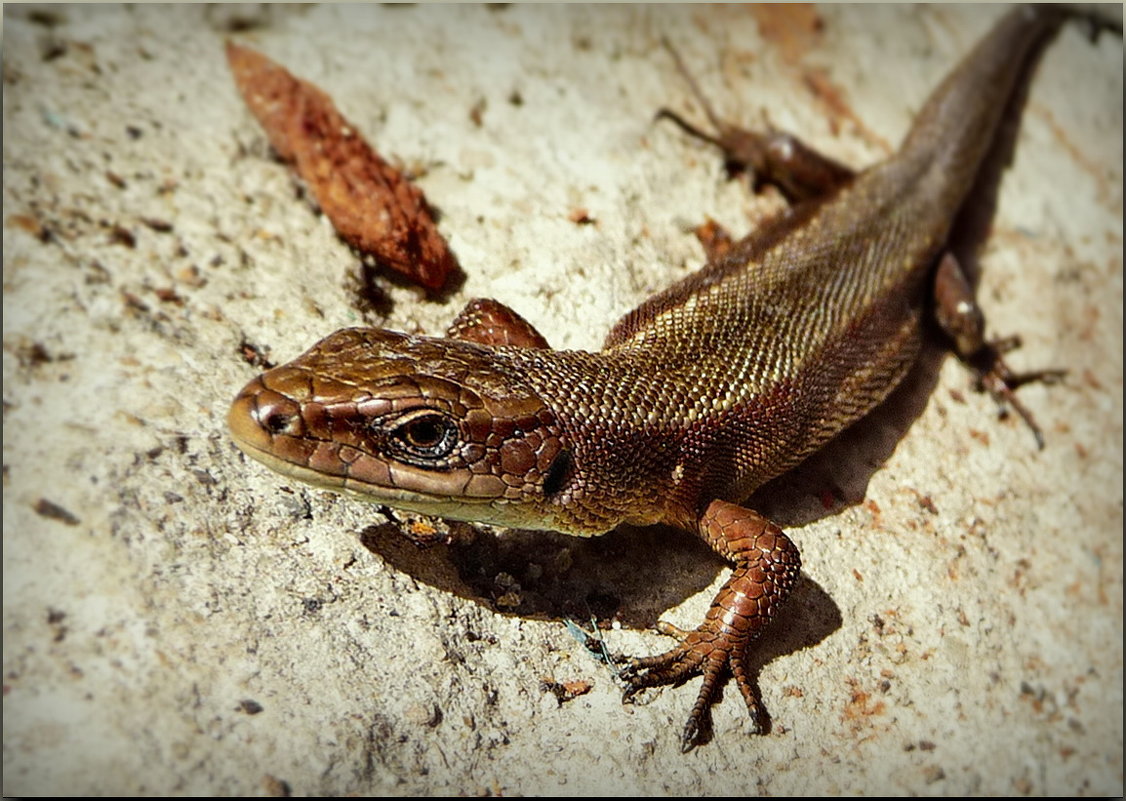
[226,42,457,291]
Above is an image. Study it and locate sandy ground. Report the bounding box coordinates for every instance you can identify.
[3,4,1122,796]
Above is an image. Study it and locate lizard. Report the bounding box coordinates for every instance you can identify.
[228,6,1069,750]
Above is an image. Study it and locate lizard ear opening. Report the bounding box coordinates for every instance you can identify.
[542,448,572,497]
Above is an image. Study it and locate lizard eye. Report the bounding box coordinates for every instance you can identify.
[388,411,459,460]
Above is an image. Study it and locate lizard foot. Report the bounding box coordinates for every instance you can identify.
[615,500,798,750]
[619,620,763,752]
[970,337,1066,450]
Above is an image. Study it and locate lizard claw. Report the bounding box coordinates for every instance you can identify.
[619,624,764,751]
[615,501,796,749]
[971,338,1066,450]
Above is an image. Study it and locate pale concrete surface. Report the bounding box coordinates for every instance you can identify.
[3,4,1121,795]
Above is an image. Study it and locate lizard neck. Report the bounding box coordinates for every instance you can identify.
[501,345,804,533]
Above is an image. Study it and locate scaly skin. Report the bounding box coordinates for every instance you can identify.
[229,6,1061,749]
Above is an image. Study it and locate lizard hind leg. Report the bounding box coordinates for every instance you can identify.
[620,499,801,751]
[932,252,1066,448]
[657,38,854,203]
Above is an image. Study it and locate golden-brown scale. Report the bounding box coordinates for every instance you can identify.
[229,6,1066,750]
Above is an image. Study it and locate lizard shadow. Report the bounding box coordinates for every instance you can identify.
[354,325,961,742]
[345,244,468,322]
[355,333,944,685]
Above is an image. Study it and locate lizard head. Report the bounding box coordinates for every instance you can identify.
[228,328,575,531]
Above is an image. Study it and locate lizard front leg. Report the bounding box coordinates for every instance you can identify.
[621,499,801,751]
[446,297,551,349]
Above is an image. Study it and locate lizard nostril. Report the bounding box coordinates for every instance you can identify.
[252,393,301,437]
[261,410,294,435]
